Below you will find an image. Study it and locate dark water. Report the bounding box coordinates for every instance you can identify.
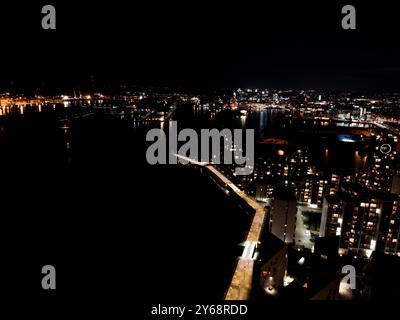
[0,110,250,304]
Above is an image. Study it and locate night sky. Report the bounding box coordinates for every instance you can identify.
[1,1,400,92]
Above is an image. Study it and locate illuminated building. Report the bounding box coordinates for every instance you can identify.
[269,188,297,244]
[235,88,269,103]
[259,244,287,295]
[357,133,398,192]
[320,194,343,239]
[256,183,273,203]
[298,171,329,207]
[328,173,340,195]
[272,93,280,105]
[254,232,287,297]
[289,148,310,179]
[252,147,311,203]
[320,188,400,256]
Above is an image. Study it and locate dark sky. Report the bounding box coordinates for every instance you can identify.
[1,1,400,92]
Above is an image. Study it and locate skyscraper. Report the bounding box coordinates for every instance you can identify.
[269,188,297,244]
[320,187,400,256]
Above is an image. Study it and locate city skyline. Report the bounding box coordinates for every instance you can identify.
[1,78,400,306]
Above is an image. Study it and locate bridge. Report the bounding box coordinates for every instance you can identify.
[175,154,268,300]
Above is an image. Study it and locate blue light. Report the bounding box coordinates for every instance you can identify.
[338,134,356,143]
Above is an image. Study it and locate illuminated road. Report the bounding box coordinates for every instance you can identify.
[294,205,320,249]
[164,102,177,121]
[369,119,400,135]
[175,154,267,300]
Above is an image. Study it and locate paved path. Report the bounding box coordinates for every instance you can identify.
[174,154,267,300]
